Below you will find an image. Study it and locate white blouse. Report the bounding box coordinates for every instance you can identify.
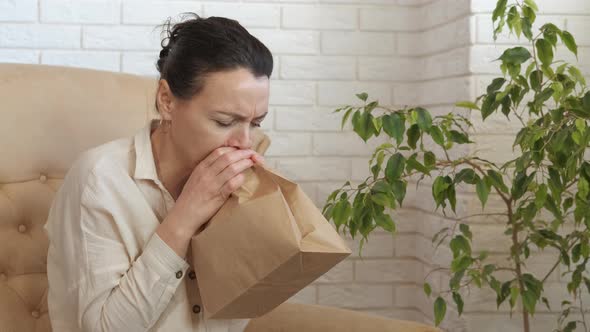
[43,119,250,332]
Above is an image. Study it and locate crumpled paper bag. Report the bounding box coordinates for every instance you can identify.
[190,135,351,319]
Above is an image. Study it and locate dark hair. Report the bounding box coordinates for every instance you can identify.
[153,13,274,113]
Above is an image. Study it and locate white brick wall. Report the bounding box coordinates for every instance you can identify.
[2,0,589,330]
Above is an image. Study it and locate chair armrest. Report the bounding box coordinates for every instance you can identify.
[244,302,441,332]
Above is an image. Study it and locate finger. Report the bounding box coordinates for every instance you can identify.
[219,173,246,199]
[251,153,266,166]
[200,146,238,169]
[216,158,254,186]
[210,149,256,175]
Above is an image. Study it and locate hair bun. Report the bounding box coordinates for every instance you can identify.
[159,47,170,59]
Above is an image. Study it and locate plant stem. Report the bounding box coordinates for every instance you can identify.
[458,212,509,221]
[579,288,588,332]
[508,199,530,332]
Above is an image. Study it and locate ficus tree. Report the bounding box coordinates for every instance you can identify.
[321,1,590,331]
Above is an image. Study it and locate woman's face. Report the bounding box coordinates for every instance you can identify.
[158,67,270,168]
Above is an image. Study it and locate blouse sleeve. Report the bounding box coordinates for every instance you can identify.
[76,169,190,331]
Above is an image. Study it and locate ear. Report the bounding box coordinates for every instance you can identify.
[156,79,174,121]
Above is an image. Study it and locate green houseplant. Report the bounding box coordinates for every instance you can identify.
[321,1,589,331]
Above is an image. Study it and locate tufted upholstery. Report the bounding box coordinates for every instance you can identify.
[0,63,440,332]
[0,63,166,332]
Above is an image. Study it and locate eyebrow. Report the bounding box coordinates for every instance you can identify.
[215,110,268,121]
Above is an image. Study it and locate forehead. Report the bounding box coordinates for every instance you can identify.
[197,68,269,113]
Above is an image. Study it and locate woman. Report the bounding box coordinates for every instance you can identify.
[43,13,272,332]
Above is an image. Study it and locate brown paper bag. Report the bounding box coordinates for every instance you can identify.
[190,155,351,319]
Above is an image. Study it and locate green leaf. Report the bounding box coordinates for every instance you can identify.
[450,270,465,291]
[529,70,543,91]
[415,107,433,131]
[447,182,457,212]
[509,286,519,308]
[423,283,432,297]
[481,93,499,120]
[543,25,559,47]
[385,153,406,182]
[455,101,480,110]
[564,322,577,332]
[507,6,522,38]
[406,155,430,175]
[455,169,478,185]
[433,176,450,197]
[522,289,537,315]
[390,180,407,206]
[429,126,445,147]
[492,0,507,22]
[536,38,554,67]
[524,0,538,11]
[372,112,382,134]
[407,124,420,149]
[541,297,551,311]
[356,92,368,102]
[561,31,578,57]
[534,87,554,106]
[332,200,352,230]
[581,162,590,182]
[459,224,472,240]
[487,170,509,193]
[521,16,533,40]
[476,178,489,208]
[448,130,471,144]
[535,184,548,209]
[569,66,587,87]
[498,47,531,65]
[382,113,405,145]
[487,78,507,94]
[512,171,536,200]
[374,213,395,233]
[340,107,353,130]
[353,110,375,142]
[371,180,391,193]
[450,235,471,258]
[434,297,446,326]
[424,151,436,169]
[452,292,464,316]
[371,192,393,208]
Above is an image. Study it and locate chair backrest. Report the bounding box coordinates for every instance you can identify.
[0,63,161,331]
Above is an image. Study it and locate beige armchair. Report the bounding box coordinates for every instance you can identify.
[0,63,440,332]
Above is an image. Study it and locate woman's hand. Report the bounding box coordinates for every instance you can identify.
[172,147,264,234]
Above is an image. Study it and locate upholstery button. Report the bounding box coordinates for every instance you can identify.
[0,273,6,281]
[175,270,183,279]
[188,270,196,280]
[39,174,47,183]
[192,305,201,314]
[31,310,40,318]
[18,224,27,233]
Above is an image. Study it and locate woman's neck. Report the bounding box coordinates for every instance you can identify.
[150,126,192,200]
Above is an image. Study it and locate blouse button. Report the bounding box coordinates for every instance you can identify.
[175,270,183,279]
[189,270,196,280]
[192,305,201,314]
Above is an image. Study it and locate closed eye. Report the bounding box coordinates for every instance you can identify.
[215,120,262,128]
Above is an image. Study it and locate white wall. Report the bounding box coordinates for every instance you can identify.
[2,0,590,331]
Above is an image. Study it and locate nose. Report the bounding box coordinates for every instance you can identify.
[227,126,252,150]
